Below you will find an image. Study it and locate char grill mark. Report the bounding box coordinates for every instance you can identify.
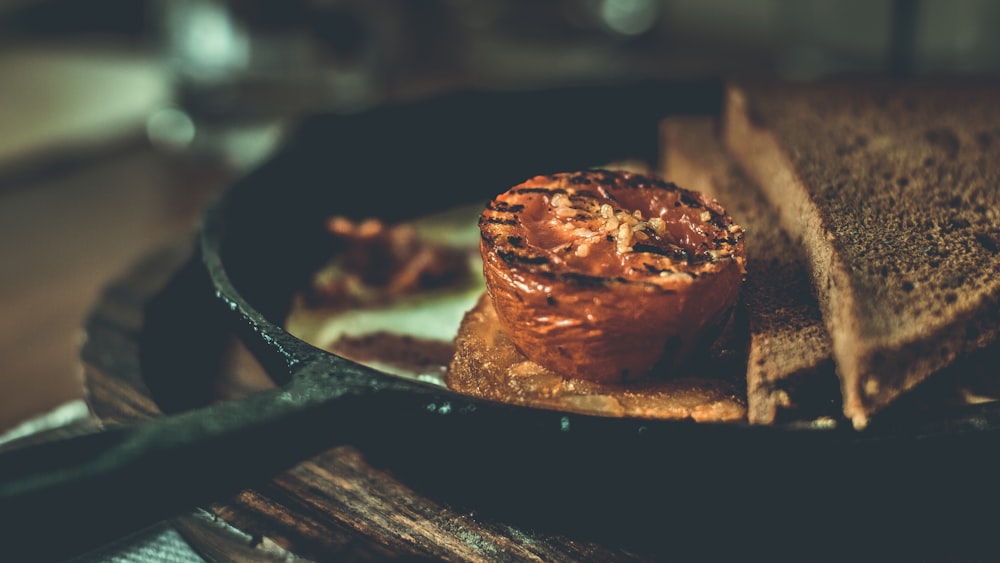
[497,249,550,266]
[561,272,607,287]
[624,174,655,190]
[633,243,691,262]
[557,270,677,291]
[487,201,525,213]
[481,216,518,226]
[569,191,598,202]
[680,193,703,208]
[512,187,567,195]
[560,271,626,288]
[709,216,729,229]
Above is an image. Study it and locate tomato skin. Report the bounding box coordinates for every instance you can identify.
[479,170,746,384]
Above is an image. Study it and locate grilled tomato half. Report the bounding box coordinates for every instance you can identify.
[479,170,746,384]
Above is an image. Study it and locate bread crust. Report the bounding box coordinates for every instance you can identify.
[723,78,1000,428]
[662,116,840,424]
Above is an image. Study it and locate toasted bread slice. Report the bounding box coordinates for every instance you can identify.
[662,116,840,424]
[724,78,1000,428]
[446,293,747,422]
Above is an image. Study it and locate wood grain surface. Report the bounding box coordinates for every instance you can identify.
[82,240,658,561]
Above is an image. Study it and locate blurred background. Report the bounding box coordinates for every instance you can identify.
[3,0,1000,168]
[1,0,999,433]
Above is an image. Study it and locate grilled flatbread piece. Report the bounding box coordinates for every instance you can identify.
[446,293,747,422]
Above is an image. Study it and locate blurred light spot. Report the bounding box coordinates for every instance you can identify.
[169,0,249,77]
[599,0,659,36]
[215,121,287,171]
[146,107,196,150]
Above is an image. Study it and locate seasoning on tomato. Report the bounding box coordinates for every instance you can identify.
[479,170,747,384]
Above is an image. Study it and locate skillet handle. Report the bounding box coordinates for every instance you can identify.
[0,363,390,561]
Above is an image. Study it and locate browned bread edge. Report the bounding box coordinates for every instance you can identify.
[662,116,840,425]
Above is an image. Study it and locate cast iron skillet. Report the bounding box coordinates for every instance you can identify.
[196,79,1000,557]
[3,80,1000,561]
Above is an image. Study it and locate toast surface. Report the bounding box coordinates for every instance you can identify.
[662,116,840,424]
[724,78,1000,427]
[446,293,747,422]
